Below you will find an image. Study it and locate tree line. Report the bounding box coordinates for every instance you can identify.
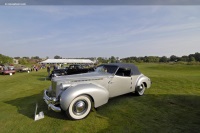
[52,53,200,64]
[0,54,13,64]
[0,52,200,65]
[0,55,43,65]
[120,52,200,63]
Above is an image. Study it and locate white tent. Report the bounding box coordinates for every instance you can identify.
[39,59,94,64]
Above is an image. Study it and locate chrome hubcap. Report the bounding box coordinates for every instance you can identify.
[73,100,87,115]
[139,84,144,90]
[138,84,145,94]
[139,85,143,89]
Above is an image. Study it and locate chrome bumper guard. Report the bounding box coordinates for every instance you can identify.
[43,90,61,112]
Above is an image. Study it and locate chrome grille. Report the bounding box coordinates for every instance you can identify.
[49,81,57,97]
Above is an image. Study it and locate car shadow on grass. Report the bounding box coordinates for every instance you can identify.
[4,92,200,132]
[4,92,67,121]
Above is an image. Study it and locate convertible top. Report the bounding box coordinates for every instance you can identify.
[100,63,141,75]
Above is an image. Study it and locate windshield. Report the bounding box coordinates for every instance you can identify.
[3,66,14,70]
[95,65,118,74]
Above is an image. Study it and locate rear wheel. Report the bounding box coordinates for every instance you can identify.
[66,95,92,120]
[135,83,146,96]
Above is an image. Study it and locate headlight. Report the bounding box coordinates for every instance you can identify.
[52,97,57,102]
[59,83,64,90]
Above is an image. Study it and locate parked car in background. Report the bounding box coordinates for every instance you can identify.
[49,69,68,79]
[67,64,94,75]
[15,65,31,72]
[43,63,151,120]
[49,64,94,79]
[0,66,16,75]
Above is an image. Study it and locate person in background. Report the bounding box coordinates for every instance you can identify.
[53,65,57,70]
[35,66,38,72]
[47,66,50,76]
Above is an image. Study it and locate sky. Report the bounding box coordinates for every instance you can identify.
[0,6,200,59]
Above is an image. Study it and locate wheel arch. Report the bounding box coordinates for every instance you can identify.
[143,82,147,88]
[135,75,151,89]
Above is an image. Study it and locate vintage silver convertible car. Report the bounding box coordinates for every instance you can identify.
[43,63,151,120]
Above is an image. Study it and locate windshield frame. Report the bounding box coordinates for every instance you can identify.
[95,65,119,75]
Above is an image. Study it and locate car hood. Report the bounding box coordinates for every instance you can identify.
[52,72,112,83]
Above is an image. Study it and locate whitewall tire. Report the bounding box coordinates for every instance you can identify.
[66,95,91,120]
[135,83,146,96]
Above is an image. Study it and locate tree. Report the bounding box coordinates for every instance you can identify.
[109,56,116,63]
[31,56,40,59]
[189,56,196,62]
[181,56,189,62]
[97,57,108,64]
[159,56,168,62]
[19,58,28,65]
[146,56,160,63]
[14,57,20,59]
[23,57,29,59]
[194,52,200,62]
[143,56,148,62]
[0,54,13,64]
[170,55,178,62]
[54,55,62,59]
[137,57,144,63]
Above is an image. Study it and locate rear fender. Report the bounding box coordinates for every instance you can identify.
[136,75,151,89]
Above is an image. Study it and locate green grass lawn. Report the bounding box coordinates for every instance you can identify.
[0,64,200,133]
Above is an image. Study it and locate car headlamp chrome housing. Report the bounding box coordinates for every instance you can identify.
[59,83,71,90]
[52,97,57,102]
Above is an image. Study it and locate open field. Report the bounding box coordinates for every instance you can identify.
[0,63,200,133]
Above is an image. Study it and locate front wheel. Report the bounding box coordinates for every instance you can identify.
[66,95,92,120]
[135,83,146,96]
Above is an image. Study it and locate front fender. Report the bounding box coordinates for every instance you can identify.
[60,83,109,111]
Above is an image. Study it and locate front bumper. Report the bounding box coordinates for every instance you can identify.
[43,90,61,112]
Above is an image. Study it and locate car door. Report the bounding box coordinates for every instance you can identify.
[108,68,132,97]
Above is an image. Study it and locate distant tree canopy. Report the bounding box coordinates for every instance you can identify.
[0,54,13,64]
[1,52,200,65]
[18,58,28,65]
[54,55,62,59]
[159,56,168,63]
[121,52,200,63]
[170,55,178,62]
[97,57,108,64]
[13,56,43,65]
[14,57,20,59]
[109,56,117,63]
[22,57,30,59]
[31,56,40,59]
